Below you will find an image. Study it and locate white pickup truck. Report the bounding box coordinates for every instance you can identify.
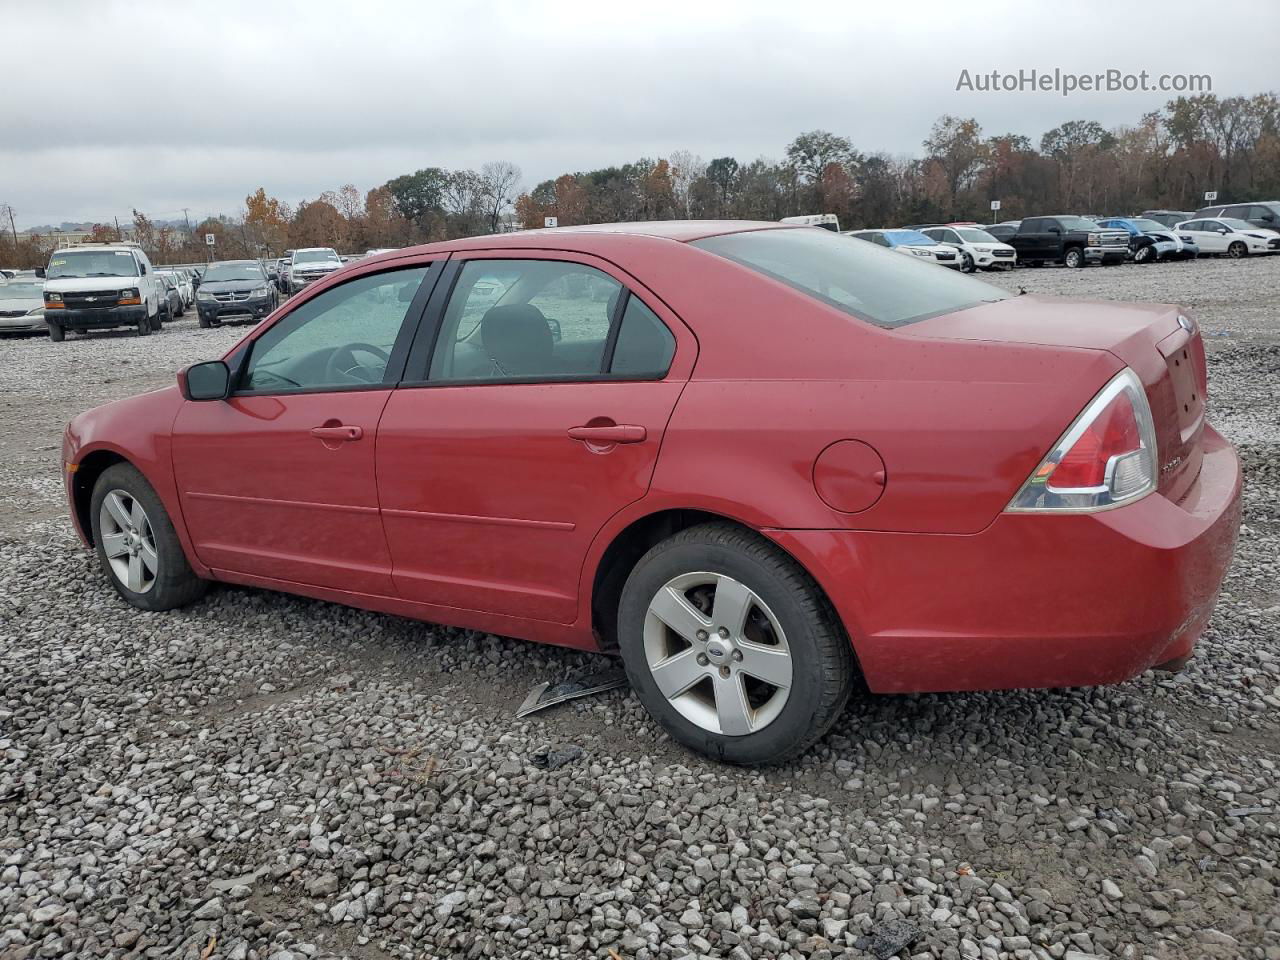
[41,242,162,341]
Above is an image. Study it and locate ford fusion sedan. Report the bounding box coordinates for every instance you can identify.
[0,277,48,334]
[845,228,962,268]
[286,247,342,292]
[62,222,1241,765]
[196,260,280,327]
[1174,217,1280,257]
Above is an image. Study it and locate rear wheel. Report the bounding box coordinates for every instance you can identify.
[48,322,65,342]
[1228,241,1248,259]
[618,522,855,765]
[90,463,207,611]
[1063,247,1085,268]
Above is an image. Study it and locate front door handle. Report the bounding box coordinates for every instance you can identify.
[310,424,363,442]
[567,424,646,444]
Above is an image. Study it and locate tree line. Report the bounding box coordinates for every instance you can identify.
[2,92,1277,269]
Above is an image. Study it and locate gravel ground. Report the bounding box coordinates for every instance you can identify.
[1,256,1278,960]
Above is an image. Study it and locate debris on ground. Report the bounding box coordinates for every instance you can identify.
[529,744,585,770]
[1226,805,1273,817]
[853,919,921,958]
[515,667,628,717]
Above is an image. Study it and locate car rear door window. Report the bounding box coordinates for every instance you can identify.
[427,259,673,382]
[240,266,432,394]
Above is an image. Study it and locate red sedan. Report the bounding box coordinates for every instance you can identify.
[63,222,1241,764]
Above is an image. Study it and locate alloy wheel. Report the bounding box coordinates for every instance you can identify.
[643,571,793,736]
[99,489,159,593]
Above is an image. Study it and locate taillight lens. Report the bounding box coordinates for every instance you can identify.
[1007,368,1158,512]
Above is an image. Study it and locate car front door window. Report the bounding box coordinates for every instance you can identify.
[241,266,431,393]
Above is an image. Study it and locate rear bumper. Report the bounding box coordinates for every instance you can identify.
[50,305,145,329]
[768,425,1242,694]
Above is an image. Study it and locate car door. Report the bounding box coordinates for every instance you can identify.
[376,252,694,624]
[171,261,442,593]
[1193,220,1228,253]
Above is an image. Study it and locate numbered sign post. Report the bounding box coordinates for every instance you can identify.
[1204,191,1218,202]
[990,199,1001,213]
[544,217,558,228]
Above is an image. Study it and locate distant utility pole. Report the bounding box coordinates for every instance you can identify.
[3,203,17,247]
[114,215,122,240]
[182,208,192,234]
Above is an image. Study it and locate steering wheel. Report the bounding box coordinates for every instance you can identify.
[324,342,391,384]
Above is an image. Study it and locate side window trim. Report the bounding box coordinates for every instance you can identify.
[231,260,444,398]
[399,256,677,388]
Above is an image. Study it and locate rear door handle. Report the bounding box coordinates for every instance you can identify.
[567,424,646,444]
[310,424,364,442]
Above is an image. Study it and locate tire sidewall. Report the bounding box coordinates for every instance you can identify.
[618,536,834,765]
[1064,248,1083,268]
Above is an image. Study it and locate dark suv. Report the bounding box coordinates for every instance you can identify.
[1194,201,1280,232]
[195,260,279,328]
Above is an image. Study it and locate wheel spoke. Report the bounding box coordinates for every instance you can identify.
[127,553,144,592]
[712,576,754,635]
[650,648,707,699]
[101,531,129,559]
[737,643,792,689]
[712,671,753,735]
[649,585,710,644]
[131,498,148,529]
[139,541,159,576]
[104,492,131,531]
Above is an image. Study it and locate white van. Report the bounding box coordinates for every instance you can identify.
[42,242,162,341]
[780,214,841,232]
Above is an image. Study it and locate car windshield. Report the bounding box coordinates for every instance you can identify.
[46,250,140,279]
[202,262,265,282]
[1057,217,1101,231]
[885,230,933,246]
[692,227,1008,329]
[1220,218,1255,230]
[957,228,998,243]
[0,281,43,298]
[294,250,339,264]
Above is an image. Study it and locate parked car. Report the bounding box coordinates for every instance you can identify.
[277,257,292,293]
[287,247,342,293]
[1140,210,1196,229]
[41,241,162,341]
[1193,201,1280,232]
[919,226,1017,272]
[1095,218,1199,263]
[1007,216,1129,268]
[1173,217,1280,257]
[985,221,1021,242]
[0,276,48,334]
[195,260,280,327]
[845,229,962,268]
[159,269,193,309]
[157,272,184,320]
[60,221,1241,764]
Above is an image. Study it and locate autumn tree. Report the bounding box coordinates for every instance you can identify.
[244,187,289,255]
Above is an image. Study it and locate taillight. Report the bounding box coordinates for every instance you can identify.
[1007,368,1158,512]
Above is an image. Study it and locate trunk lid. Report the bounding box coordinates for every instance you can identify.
[906,295,1206,500]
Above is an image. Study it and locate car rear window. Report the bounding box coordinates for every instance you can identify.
[692,228,1008,329]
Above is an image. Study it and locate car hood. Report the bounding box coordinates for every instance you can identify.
[293,261,341,272]
[1244,229,1280,240]
[44,276,141,293]
[199,279,267,293]
[0,296,43,310]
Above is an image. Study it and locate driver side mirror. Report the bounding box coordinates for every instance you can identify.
[179,360,231,401]
[139,263,148,275]
[546,318,562,342]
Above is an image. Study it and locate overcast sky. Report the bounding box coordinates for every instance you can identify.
[5,0,1277,229]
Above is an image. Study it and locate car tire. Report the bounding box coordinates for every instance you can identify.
[1228,241,1248,259]
[1064,247,1085,268]
[960,251,975,273]
[617,522,855,765]
[48,322,65,342]
[90,463,208,611]
[150,309,163,331]
[198,313,212,329]
[137,314,151,336]
[1133,245,1154,264]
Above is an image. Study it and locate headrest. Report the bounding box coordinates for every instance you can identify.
[480,304,553,374]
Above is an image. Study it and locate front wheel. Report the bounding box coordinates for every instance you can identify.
[48,322,65,342]
[618,522,855,765]
[1228,241,1248,259]
[137,313,152,336]
[960,251,975,273]
[1063,247,1085,268]
[91,463,207,611]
